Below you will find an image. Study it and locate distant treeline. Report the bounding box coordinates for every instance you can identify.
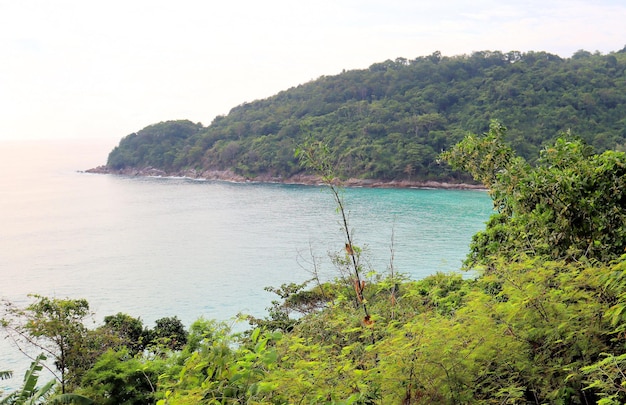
[106,48,626,182]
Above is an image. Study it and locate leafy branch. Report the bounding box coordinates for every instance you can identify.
[295,139,371,324]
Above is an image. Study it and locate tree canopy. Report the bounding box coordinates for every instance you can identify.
[441,120,626,267]
[104,48,626,182]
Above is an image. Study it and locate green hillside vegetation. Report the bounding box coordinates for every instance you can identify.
[105,48,626,183]
[6,123,626,403]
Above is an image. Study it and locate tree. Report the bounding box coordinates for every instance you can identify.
[150,316,187,351]
[100,313,147,355]
[441,121,626,267]
[245,281,332,332]
[77,348,165,405]
[295,139,372,325]
[156,326,281,405]
[439,120,520,214]
[1,295,93,394]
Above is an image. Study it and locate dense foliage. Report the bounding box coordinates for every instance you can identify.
[441,121,626,267]
[7,124,626,403]
[1,297,187,398]
[106,48,626,182]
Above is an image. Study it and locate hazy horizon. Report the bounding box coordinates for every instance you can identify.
[1,0,625,142]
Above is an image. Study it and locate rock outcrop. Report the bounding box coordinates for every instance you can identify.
[85,166,485,190]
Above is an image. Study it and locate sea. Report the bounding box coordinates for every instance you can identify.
[0,138,493,384]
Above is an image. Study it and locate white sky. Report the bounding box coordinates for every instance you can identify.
[1,0,625,141]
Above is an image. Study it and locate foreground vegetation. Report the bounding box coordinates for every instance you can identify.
[5,122,626,403]
[105,48,626,183]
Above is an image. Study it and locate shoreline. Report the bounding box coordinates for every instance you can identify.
[84,166,486,191]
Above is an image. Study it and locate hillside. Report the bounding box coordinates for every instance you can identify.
[103,48,626,183]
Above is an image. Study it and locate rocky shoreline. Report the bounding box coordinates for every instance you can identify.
[85,165,486,190]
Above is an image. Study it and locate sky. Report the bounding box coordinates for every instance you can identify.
[0,0,625,141]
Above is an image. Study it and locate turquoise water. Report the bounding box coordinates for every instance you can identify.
[0,139,492,378]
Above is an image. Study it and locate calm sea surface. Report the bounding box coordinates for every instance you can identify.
[0,139,492,376]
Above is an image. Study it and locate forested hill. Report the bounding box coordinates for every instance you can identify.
[105,48,626,182]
